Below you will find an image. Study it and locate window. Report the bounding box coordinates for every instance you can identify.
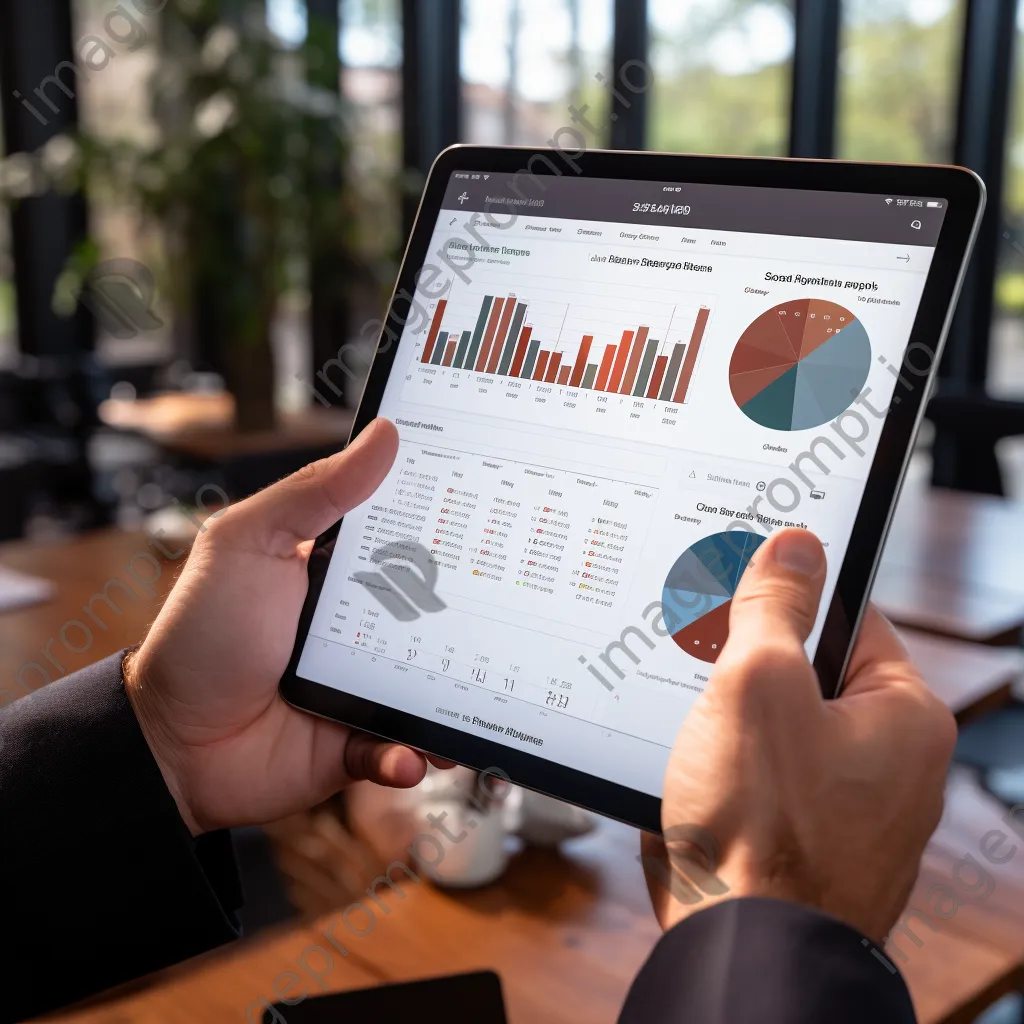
[341,0,403,271]
[990,4,1024,402]
[648,0,794,156]
[460,0,614,147]
[266,0,403,272]
[71,0,173,366]
[0,132,15,369]
[837,0,964,162]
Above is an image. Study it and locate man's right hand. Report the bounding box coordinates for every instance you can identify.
[643,527,957,943]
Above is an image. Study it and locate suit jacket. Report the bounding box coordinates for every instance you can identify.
[0,653,917,1023]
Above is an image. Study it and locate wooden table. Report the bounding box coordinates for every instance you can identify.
[3,527,1022,1023]
[99,393,353,457]
[99,393,353,501]
[46,777,1024,1024]
[897,629,1022,724]
[0,530,183,704]
[874,486,1024,643]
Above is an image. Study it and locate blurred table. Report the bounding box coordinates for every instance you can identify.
[4,526,1023,1024]
[99,393,354,500]
[0,530,183,701]
[45,793,1024,1024]
[874,486,1024,644]
[898,629,1022,724]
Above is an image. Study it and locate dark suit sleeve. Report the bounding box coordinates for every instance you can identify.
[0,652,241,1023]
[618,896,916,1024]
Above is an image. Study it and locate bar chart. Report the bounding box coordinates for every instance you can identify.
[419,291,711,405]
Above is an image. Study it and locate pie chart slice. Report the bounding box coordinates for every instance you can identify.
[662,531,766,664]
[730,300,871,431]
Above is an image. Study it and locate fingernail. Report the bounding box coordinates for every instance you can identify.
[772,530,825,576]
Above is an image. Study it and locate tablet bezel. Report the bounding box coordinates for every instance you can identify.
[281,146,984,835]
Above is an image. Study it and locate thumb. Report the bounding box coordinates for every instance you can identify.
[221,418,399,548]
[721,528,827,662]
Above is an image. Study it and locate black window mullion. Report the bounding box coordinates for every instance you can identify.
[401,0,460,238]
[0,0,105,529]
[0,0,92,362]
[609,0,648,151]
[931,0,1018,494]
[305,0,350,404]
[788,0,840,159]
[943,0,1017,387]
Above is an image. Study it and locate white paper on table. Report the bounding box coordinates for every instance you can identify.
[0,564,56,613]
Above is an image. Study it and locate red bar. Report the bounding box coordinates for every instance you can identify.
[509,325,533,378]
[441,336,457,366]
[620,325,650,395]
[532,350,551,381]
[647,354,669,399]
[421,299,447,364]
[673,307,711,403]
[557,365,571,385]
[475,298,506,371]
[595,344,617,391]
[486,296,517,374]
[568,334,593,387]
[544,352,562,383]
[607,330,633,392]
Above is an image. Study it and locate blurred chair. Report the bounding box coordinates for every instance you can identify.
[955,699,1024,806]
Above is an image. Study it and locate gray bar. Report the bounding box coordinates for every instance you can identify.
[581,363,598,389]
[453,329,472,368]
[633,338,659,397]
[430,332,447,365]
[441,173,946,246]
[521,338,541,379]
[660,343,686,401]
[464,295,493,370]
[498,302,528,376]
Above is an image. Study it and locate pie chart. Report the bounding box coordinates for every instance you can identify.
[729,299,871,431]
[662,531,765,665]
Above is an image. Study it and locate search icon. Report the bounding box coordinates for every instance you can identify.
[910,219,922,230]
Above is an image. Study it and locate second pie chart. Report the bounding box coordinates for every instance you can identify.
[662,531,765,665]
[729,299,871,431]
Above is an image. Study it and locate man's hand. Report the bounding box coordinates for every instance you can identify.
[643,527,957,943]
[125,418,436,836]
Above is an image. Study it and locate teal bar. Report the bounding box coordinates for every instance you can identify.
[463,295,493,371]
[633,338,660,397]
[430,332,447,365]
[521,338,541,378]
[659,343,686,401]
[453,329,472,368]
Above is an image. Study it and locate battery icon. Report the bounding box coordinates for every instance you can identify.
[926,201,942,208]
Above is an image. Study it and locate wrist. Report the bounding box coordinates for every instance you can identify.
[123,648,202,837]
[651,838,820,933]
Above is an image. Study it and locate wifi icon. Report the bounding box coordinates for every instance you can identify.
[885,198,893,205]
[483,174,490,180]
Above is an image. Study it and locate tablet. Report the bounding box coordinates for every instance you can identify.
[282,146,983,833]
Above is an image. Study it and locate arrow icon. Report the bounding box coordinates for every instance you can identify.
[897,254,910,262]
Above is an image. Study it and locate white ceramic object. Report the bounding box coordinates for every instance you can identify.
[413,798,509,888]
[515,789,596,846]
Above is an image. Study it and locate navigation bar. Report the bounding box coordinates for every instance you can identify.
[441,172,946,246]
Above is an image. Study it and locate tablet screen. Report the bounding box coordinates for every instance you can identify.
[297,171,947,798]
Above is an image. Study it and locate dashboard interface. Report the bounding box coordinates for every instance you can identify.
[297,171,947,798]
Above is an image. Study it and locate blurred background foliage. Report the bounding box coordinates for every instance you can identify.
[5,0,1024,402]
